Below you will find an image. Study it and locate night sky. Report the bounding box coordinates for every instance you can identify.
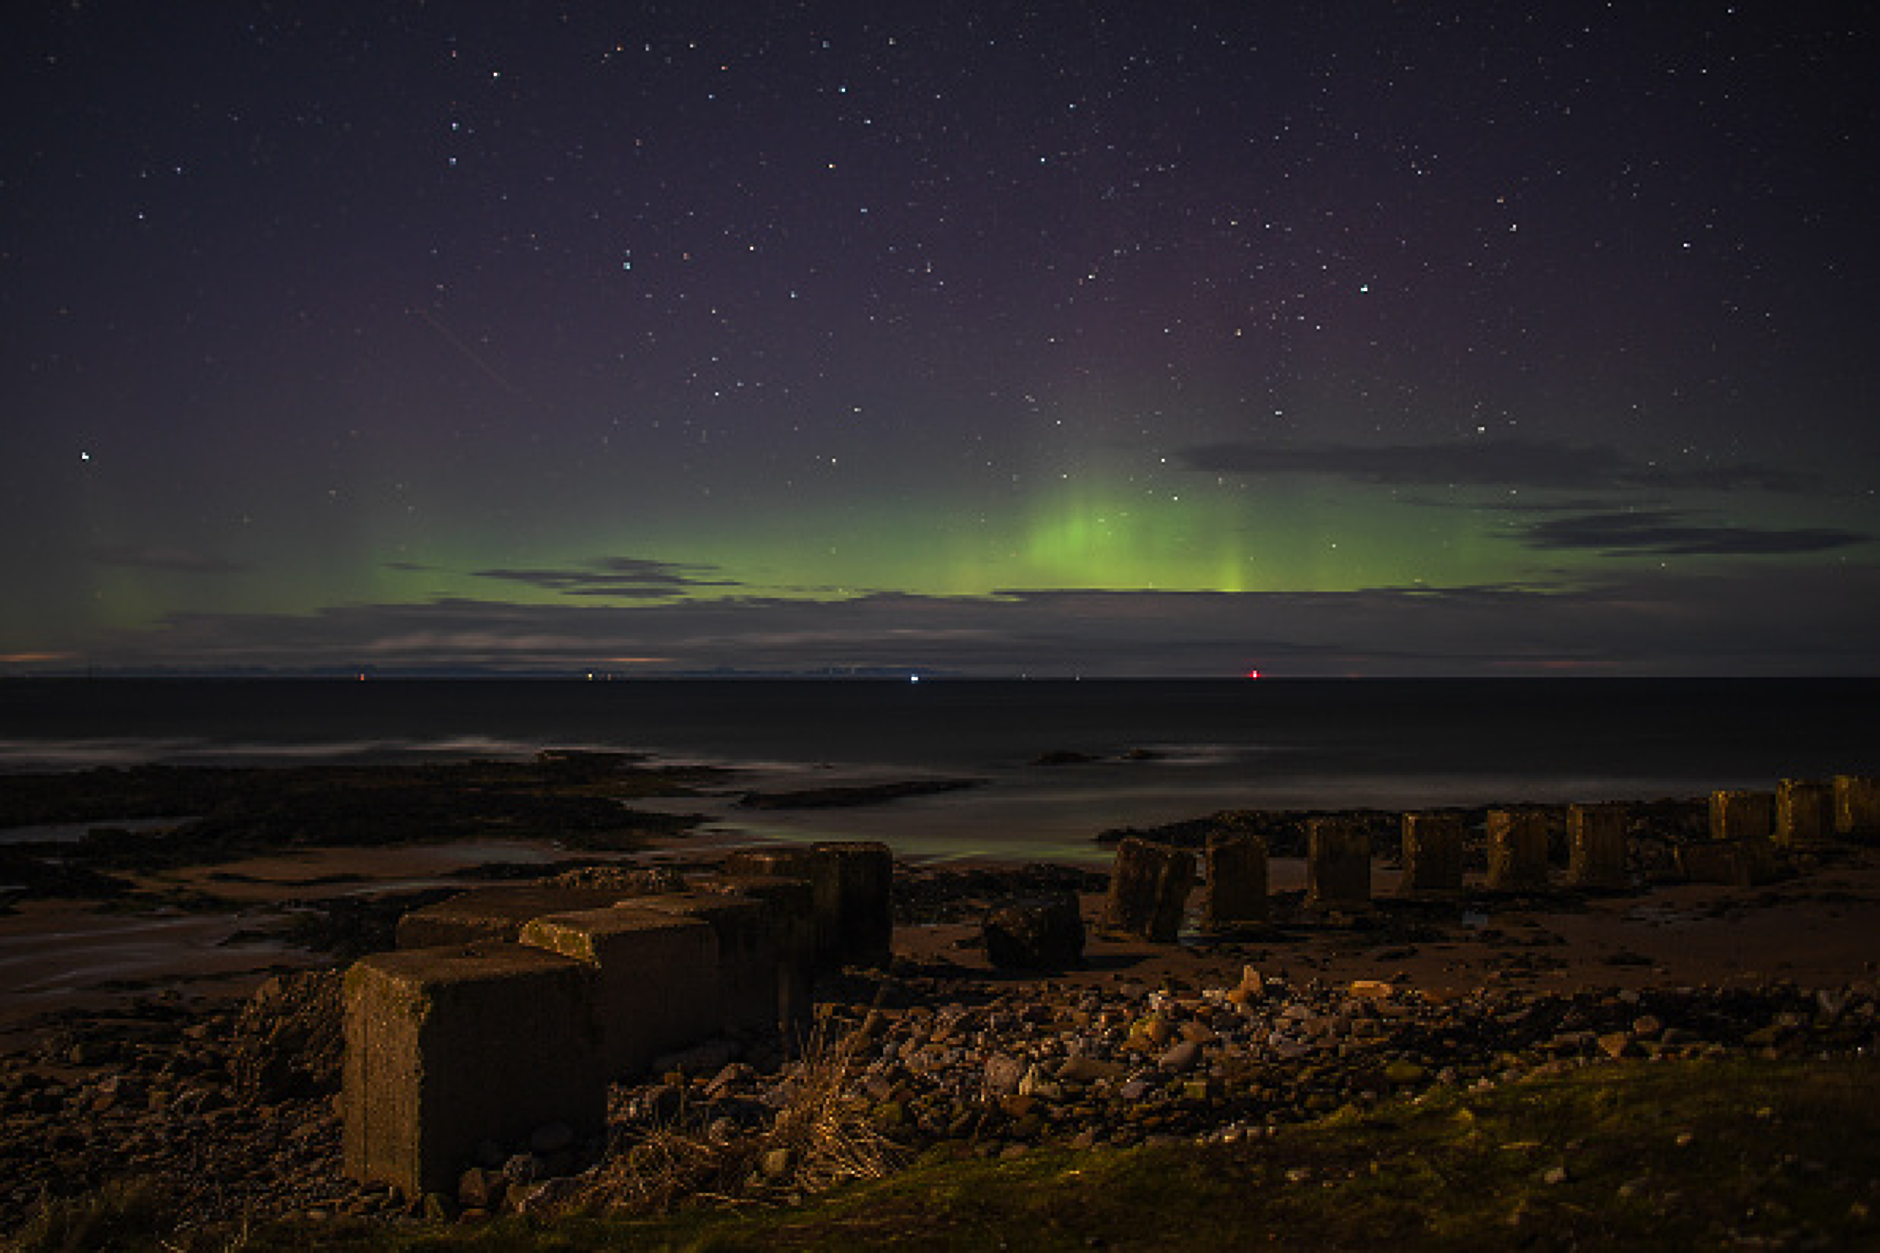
[5,4,1877,676]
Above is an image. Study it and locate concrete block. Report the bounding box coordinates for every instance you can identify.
[1105,838,1195,941]
[1775,779,1834,849]
[519,908,719,1078]
[1398,813,1464,896]
[1678,839,1778,887]
[625,892,777,1036]
[1305,818,1371,910]
[1202,831,1268,927]
[1835,775,1880,840]
[816,840,894,968]
[721,841,894,969]
[342,942,604,1198]
[395,887,631,949]
[1566,804,1629,890]
[702,874,817,1038]
[1485,809,1550,892]
[1709,790,1774,844]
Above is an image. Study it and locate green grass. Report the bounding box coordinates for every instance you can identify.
[14,1057,1878,1252]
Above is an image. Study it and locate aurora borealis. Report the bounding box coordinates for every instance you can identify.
[5,4,1877,676]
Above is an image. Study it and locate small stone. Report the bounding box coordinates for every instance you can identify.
[1597,1032,1635,1060]
[1158,1041,1203,1073]
[984,1054,1026,1097]
[761,1147,794,1179]
[1542,1166,1568,1185]
[1382,1060,1426,1086]
[1056,1055,1125,1084]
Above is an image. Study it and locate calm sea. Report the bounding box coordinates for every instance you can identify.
[2,678,1875,864]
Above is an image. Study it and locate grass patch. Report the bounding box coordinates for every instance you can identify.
[17,1057,1878,1251]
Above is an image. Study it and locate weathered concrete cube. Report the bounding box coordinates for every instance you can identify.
[721,841,893,970]
[343,942,604,1198]
[1566,804,1629,890]
[1709,790,1774,844]
[625,892,776,1036]
[1398,813,1464,896]
[519,908,719,1078]
[1775,779,1834,849]
[1485,809,1550,892]
[1835,775,1880,840]
[395,887,631,949]
[1105,838,1195,941]
[1677,839,1777,887]
[1202,831,1268,927]
[702,874,817,1038]
[1305,818,1371,911]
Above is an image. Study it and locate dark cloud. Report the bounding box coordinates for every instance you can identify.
[87,546,249,575]
[74,564,1880,678]
[1177,437,1812,494]
[473,557,741,598]
[1520,510,1869,555]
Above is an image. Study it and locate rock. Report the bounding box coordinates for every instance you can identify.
[1382,1060,1427,1086]
[1158,1041,1203,1073]
[983,892,1086,969]
[502,1153,544,1185]
[230,969,344,1104]
[761,1147,794,1179]
[1597,1032,1636,1060]
[1056,1056,1126,1084]
[984,1054,1026,1097]
[458,1166,506,1211]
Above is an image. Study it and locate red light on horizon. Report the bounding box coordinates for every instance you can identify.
[1246,668,1262,679]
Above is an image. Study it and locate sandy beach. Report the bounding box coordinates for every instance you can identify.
[6,796,1878,1038]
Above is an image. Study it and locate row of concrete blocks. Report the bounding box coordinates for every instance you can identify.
[342,841,890,1199]
[1109,777,1880,938]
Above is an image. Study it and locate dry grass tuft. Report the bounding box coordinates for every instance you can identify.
[567,1024,904,1217]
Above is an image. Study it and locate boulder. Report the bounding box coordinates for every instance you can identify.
[983,891,1085,969]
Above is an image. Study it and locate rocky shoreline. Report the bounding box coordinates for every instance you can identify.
[4,858,1878,1236]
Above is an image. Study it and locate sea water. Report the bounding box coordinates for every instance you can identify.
[2,678,1875,865]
